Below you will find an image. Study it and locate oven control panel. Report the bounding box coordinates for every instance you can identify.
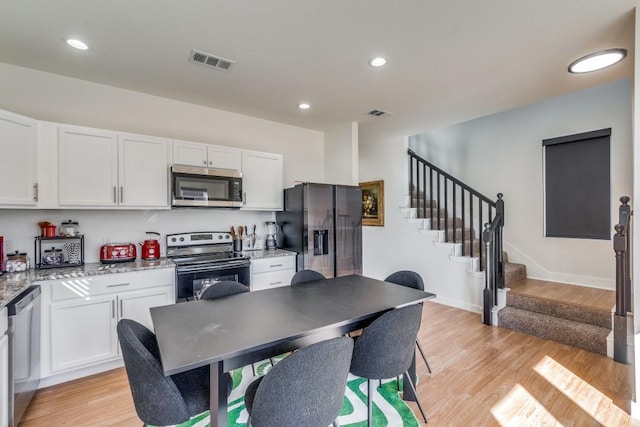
[166,232,233,247]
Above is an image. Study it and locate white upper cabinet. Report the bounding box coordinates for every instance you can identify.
[118,134,170,208]
[241,150,283,210]
[172,140,241,170]
[59,126,170,209]
[58,126,118,207]
[0,110,38,206]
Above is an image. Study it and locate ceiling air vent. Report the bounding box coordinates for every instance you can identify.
[368,109,393,117]
[189,49,235,72]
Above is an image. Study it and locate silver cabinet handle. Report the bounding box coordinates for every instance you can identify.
[33,183,39,202]
[269,264,283,268]
[243,192,247,206]
[111,300,115,319]
[269,281,283,286]
[119,299,123,318]
[107,283,131,288]
[113,187,117,203]
[209,160,213,166]
[120,186,124,203]
[203,160,207,165]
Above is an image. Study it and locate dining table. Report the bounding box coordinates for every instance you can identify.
[150,273,436,427]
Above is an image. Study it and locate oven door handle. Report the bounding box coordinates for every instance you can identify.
[176,260,250,274]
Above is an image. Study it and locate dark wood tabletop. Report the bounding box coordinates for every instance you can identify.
[150,274,435,426]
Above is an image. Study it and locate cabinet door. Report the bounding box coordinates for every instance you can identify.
[207,145,241,170]
[172,140,208,167]
[118,134,170,208]
[0,110,37,206]
[119,287,173,332]
[241,151,284,210]
[50,296,118,373]
[58,126,118,206]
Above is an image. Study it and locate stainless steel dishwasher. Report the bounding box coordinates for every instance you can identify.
[7,285,40,427]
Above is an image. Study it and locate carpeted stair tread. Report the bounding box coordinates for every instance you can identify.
[497,306,609,355]
[506,292,611,329]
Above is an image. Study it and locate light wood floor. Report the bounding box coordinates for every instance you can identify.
[21,301,635,426]
[508,278,616,311]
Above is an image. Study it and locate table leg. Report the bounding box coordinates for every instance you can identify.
[210,361,227,427]
[403,350,417,401]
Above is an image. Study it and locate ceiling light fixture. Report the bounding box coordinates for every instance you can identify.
[568,48,627,74]
[298,103,310,110]
[369,57,387,67]
[66,39,89,50]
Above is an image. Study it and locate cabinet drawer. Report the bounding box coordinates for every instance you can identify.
[251,256,295,274]
[49,268,174,301]
[252,269,294,292]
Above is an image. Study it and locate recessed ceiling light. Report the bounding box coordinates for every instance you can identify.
[369,57,387,67]
[568,48,627,74]
[298,103,310,110]
[66,39,88,50]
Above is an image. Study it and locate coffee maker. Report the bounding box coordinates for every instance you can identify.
[264,221,278,250]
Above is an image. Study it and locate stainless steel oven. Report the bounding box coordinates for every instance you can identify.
[171,165,243,208]
[166,232,251,301]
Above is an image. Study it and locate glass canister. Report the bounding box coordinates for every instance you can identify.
[6,251,30,272]
[43,247,64,265]
[60,220,80,237]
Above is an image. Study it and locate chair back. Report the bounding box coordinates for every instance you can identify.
[350,304,423,379]
[385,270,425,291]
[199,280,249,299]
[250,337,354,427]
[291,269,326,286]
[117,319,192,426]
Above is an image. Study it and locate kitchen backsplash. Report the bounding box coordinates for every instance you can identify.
[0,209,274,263]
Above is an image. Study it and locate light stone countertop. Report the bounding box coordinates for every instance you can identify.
[0,250,297,308]
[0,258,175,308]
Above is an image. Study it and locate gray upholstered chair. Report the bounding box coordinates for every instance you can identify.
[199,280,272,375]
[290,269,326,286]
[117,319,232,426]
[199,280,250,299]
[244,336,354,427]
[385,270,432,373]
[350,304,428,426]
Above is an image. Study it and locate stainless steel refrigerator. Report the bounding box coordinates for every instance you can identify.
[276,183,362,278]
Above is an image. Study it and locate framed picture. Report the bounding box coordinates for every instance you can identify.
[360,180,384,226]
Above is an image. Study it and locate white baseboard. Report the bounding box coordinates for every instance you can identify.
[39,358,124,389]
[433,296,481,314]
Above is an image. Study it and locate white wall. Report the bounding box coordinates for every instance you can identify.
[409,80,633,289]
[324,121,358,185]
[0,62,327,263]
[0,62,325,188]
[359,132,484,311]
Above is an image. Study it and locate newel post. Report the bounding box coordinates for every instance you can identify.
[613,223,628,364]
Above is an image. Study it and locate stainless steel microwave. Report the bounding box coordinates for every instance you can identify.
[171,165,243,208]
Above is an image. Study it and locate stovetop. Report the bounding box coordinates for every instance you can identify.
[166,231,249,266]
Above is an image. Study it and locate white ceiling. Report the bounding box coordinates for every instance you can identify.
[0,1,636,140]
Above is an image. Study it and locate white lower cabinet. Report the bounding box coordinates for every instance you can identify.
[251,255,295,291]
[50,295,117,373]
[40,268,174,380]
[0,307,8,427]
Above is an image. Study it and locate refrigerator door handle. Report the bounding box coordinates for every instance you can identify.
[313,230,328,255]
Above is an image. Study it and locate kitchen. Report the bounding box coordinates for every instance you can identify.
[0,88,348,427]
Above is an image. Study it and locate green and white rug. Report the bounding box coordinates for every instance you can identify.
[156,358,419,427]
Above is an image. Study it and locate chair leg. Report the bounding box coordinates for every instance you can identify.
[269,357,275,367]
[251,363,256,376]
[397,375,401,391]
[416,339,432,373]
[332,420,341,427]
[367,379,374,427]
[403,371,427,423]
[247,417,252,427]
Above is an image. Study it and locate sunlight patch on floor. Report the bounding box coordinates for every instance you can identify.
[533,355,628,424]
[490,383,561,426]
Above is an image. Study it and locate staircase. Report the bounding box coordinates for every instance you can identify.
[405,149,620,358]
